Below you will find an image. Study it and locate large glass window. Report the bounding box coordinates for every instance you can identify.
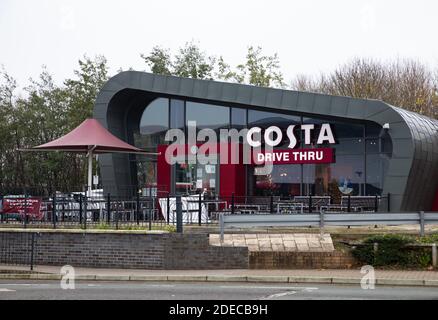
[248,110,301,149]
[134,98,169,192]
[186,102,230,131]
[248,110,300,129]
[170,99,184,129]
[303,155,365,200]
[231,108,247,129]
[302,117,364,148]
[251,164,301,197]
[130,97,393,199]
[135,98,169,149]
[366,154,390,195]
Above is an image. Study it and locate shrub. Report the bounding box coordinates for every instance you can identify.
[417,233,438,244]
[352,234,416,267]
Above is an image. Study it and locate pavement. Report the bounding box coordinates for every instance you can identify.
[1,280,437,300]
[1,265,438,287]
[209,233,335,252]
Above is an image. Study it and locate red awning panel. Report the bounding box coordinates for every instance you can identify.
[31,119,145,154]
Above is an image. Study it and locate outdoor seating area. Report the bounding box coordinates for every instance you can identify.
[0,189,388,229]
[201,194,386,222]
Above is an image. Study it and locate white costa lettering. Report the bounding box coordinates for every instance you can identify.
[247,123,335,149]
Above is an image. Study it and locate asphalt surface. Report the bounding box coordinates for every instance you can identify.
[0,280,437,300]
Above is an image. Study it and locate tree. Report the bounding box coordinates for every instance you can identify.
[141,43,285,88]
[141,42,215,80]
[0,67,18,190]
[291,58,438,118]
[141,46,172,76]
[0,56,109,194]
[216,46,285,88]
[64,55,109,128]
[173,41,216,79]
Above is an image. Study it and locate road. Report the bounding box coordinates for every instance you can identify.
[0,280,437,300]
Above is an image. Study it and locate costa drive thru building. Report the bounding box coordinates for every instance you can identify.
[93,71,438,212]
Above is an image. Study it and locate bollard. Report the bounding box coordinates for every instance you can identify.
[23,192,28,228]
[219,213,224,244]
[136,192,140,226]
[373,242,379,265]
[107,193,111,224]
[176,195,183,233]
[231,193,235,215]
[432,244,437,268]
[319,208,325,237]
[30,233,35,271]
[198,193,202,226]
[115,200,119,230]
[61,197,65,222]
[309,195,312,213]
[420,211,425,237]
[52,194,56,229]
[374,195,378,212]
[387,193,391,212]
[79,194,83,225]
[270,195,274,214]
[167,193,170,225]
[347,195,351,212]
[83,194,87,230]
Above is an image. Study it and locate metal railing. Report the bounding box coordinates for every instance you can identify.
[219,210,438,241]
[0,187,396,229]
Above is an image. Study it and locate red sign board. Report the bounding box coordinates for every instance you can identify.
[253,148,334,165]
[1,197,43,220]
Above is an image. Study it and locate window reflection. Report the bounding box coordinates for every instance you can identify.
[231,108,247,129]
[134,98,169,193]
[366,154,390,195]
[303,155,365,201]
[252,164,301,197]
[170,99,184,129]
[135,98,169,149]
[186,102,230,131]
[132,97,392,198]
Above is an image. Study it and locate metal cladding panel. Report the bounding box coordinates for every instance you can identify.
[280,91,299,110]
[166,77,180,93]
[207,81,224,101]
[193,80,209,99]
[235,84,252,105]
[179,78,194,97]
[296,92,315,112]
[346,99,367,118]
[250,87,268,107]
[392,107,438,211]
[313,94,331,115]
[221,83,239,102]
[330,96,349,117]
[93,71,438,211]
[266,88,283,108]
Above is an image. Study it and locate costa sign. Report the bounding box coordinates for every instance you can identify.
[247,123,336,165]
[164,121,336,167]
[246,123,335,148]
[254,148,334,165]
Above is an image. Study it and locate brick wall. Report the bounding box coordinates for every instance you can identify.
[249,251,357,269]
[0,231,248,270]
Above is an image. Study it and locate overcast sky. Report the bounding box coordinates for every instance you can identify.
[1,0,438,88]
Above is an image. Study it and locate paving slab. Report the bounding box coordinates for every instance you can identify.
[210,233,334,252]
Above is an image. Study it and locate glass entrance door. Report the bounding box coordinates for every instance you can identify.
[172,161,219,195]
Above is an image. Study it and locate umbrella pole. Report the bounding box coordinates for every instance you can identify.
[87,151,93,197]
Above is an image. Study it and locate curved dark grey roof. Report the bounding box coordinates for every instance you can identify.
[93,71,438,211]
